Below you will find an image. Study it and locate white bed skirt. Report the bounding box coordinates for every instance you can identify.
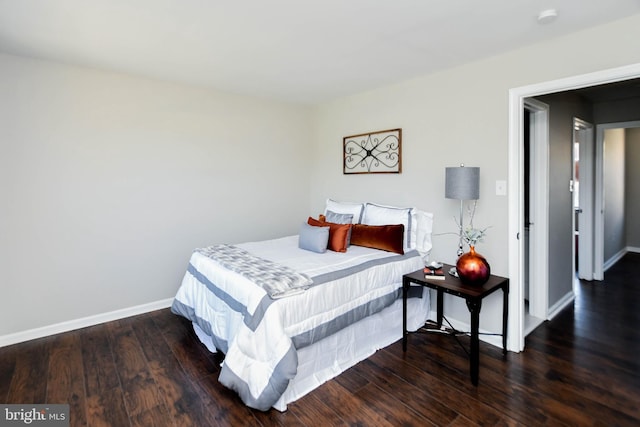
[193,288,431,411]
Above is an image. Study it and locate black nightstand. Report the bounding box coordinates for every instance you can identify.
[402,264,509,386]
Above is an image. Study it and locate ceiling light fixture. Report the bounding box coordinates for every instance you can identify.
[538,9,558,24]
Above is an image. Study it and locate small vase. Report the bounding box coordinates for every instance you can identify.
[456,245,491,286]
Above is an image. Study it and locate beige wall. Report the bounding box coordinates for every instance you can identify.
[0,53,312,338]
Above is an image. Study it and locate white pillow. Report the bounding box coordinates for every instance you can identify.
[324,199,363,223]
[361,203,434,256]
[362,203,413,250]
[412,209,434,261]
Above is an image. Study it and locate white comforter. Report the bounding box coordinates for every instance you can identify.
[171,235,424,410]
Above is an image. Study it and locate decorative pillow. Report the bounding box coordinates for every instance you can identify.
[324,210,354,246]
[298,222,330,253]
[350,223,405,254]
[362,203,412,250]
[325,210,354,224]
[324,199,364,223]
[307,217,352,253]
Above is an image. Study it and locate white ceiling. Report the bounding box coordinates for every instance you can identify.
[1,0,639,104]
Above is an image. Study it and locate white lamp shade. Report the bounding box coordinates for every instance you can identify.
[445,166,480,200]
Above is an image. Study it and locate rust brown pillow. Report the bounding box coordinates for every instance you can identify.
[307,217,352,253]
[350,224,405,254]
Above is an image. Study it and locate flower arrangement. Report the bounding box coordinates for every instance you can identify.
[455,200,489,248]
[462,225,489,247]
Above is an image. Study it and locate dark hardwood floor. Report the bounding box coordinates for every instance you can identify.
[1,253,639,426]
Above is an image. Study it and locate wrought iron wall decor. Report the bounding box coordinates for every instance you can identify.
[343,128,402,174]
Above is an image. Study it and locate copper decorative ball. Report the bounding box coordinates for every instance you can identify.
[456,246,491,286]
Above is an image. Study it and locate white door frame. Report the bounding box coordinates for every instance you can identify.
[594,120,640,278]
[508,63,640,352]
[524,98,549,322]
[574,118,595,281]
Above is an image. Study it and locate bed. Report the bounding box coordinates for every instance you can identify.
[171,200,434,411]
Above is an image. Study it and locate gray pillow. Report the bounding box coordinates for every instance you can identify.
[298,222,330,253]
[326,210,354,246]
[326,210,354,224]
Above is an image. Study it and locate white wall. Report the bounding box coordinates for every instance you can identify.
[311,14,640,336]
[0,53,312,339]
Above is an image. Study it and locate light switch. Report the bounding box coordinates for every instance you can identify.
[496,180,507,196]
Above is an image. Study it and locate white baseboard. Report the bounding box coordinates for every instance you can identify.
[427,310,504,349]
[548,291,574,320]
[0,298,174,348]
[626,246,640,254]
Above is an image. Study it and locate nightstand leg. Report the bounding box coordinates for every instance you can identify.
[402,278,408,352]
[436,289,444,329]
[466,299,481,386]
[502,284,509,355]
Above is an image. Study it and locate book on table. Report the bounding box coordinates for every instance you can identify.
[423,267,445,280]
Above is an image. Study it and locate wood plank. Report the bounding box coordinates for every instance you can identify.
[0,343,17,403]
[81,324,120,397]
[194,373,265,427]
[151,309,220,381]
[353,381,437,426]
[505,344,640,422]
[401,332,577,425]
[351,357,459,425]
[107,318,166,419]
[86,387,130,427]
[310,380,398,426]
[45,331,87,427]
[248,405,300,427]
[5,338,50,403]
[373,347,513,425]
[133,313,220,426]
[130,405,173,427]
[286,393,346,427]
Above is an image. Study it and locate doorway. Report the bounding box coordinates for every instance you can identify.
[523,98,549,336]
[573,118,595,282]
[595,120,640,278]
[507,63,640,352]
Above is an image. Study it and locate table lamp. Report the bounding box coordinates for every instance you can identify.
[445,164,480,260]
